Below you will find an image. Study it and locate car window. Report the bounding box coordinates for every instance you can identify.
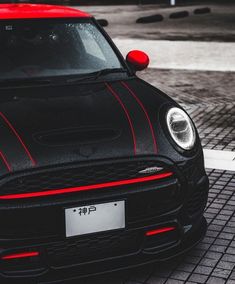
[0,20,123,80]
[78,24,107,61]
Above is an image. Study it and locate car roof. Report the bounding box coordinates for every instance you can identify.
[0,4,91,20]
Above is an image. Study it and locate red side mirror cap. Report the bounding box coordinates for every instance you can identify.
[126,50,150,72]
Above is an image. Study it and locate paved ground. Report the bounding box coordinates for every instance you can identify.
[69,4,235,284]
[139,69,235,105]
[79,3,235,42]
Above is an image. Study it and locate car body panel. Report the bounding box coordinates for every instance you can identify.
[0,78,183,177]
[0,4,91,20]
[0,4,209,282]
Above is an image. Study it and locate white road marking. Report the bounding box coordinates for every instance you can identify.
[203,149,235,171]
[114,39,235,72]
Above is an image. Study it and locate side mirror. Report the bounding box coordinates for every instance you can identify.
[126,50,149,72]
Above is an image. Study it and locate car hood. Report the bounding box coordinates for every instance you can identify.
[0,78,175,176]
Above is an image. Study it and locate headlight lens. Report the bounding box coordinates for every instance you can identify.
[166,107,196,150]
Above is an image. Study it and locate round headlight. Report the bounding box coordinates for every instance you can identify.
[166,107,196,150]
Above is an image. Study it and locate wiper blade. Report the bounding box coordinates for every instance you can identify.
[67,68,128,83]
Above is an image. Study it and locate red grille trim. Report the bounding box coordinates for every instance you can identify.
[0,171,173,200]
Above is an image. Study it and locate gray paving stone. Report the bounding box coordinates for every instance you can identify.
[226,281,235,284]
[222,254,235,263]
[203,236,215,244]
[189,273,208,283]
[218,232,234,240]
[226,247,235,255]
[205,251,223,260]
[194,265,214,275]
[216,260,235,270]
[212,268,232,279]
[209,245,226,253]
[206,276,226,284]
[199,257,221,268]
[230,271,235,280]
[214,239,230,246]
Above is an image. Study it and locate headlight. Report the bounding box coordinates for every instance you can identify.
[166,107,196,150]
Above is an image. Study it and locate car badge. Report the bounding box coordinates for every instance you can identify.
[138,166,164,175]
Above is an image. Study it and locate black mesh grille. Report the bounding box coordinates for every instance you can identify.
[0,160,166,196]
[46,230,142,266]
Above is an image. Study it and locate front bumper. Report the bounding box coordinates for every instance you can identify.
[0,215,208,284]
[41,217,207,284]
[0,156,209,283]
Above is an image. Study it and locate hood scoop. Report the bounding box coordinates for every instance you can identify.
[34,127,121,147]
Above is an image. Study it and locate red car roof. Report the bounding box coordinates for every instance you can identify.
[0,4,91,20]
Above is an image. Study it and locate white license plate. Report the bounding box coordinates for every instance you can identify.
[65,201,125,237]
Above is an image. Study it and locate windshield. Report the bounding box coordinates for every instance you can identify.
[0,19,123,81]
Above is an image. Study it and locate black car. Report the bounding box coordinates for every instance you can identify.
[0,4,209,283]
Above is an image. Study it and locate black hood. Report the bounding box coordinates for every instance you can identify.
[0,78,174,176]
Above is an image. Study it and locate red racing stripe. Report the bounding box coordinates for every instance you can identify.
[105,82,137,155]
[121,81,158,154]
[0,150,12,172]
[0,112,36,166]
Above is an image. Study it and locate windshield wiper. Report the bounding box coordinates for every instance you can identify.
[0,78,53,87]
[0,68,128,87]
[67,68,128,84]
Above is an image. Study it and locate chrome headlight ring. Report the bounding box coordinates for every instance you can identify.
[166,107,196,151]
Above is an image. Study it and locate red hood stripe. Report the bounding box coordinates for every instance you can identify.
[0,150,12,172]
[0,171,173,200]
[121,81,158,154]
[105,82,137,155]
[0,112,36,166]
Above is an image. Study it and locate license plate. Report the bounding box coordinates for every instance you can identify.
[65,201,125,237]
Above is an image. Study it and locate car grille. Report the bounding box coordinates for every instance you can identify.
[0,158,180,240]
[0,159,166,196]
[46,229,142,267]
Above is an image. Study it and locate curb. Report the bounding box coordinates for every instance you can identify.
[194,7,211,15]
[169,10,189,19]
[136,14,164,24]
[136,6,211,24]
